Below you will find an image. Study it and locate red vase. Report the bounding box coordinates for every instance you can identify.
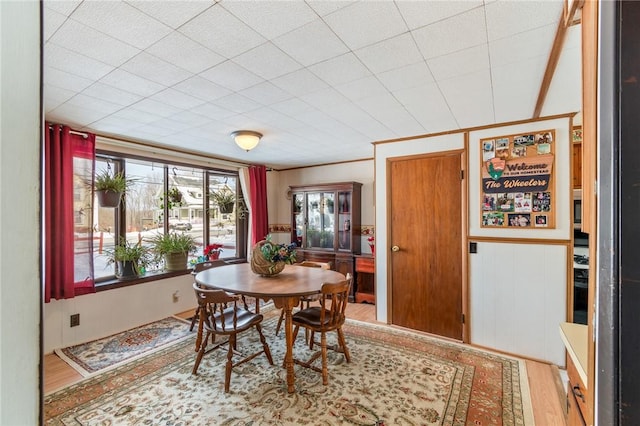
[369,244,375,255]
[208,252,220,260]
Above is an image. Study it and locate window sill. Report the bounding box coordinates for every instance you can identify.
[95,269,191,292]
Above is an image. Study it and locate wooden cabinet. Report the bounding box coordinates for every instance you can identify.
[573,143,582,189]
[355,255,375,304]
[567,355,588,426]
[290,182,362,301]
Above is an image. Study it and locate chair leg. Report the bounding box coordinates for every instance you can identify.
[275,309,285,336]
[189,306,201,332]
[224,334,235,393]
[192,331,209,374]
[309,331,315,350]
[256,324,273,365]
[321,332,328,385]
[337,328,351,363]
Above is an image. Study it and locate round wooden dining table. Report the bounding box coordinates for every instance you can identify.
[195,262,345,393]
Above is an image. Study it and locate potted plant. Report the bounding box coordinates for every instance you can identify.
[94,168,134,208]
[210,188,236,214]
[204,243,224,260]
[148,231,197,271]
[103,238,152,279]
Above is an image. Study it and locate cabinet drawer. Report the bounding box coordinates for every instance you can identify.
[567,355,588,421]
[355,257,374,273]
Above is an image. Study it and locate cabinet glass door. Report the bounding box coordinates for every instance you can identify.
[306,192,334,249]
[338,191,351,250]
[293,193,304,247]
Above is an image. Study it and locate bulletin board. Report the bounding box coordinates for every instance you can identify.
[480,130,556,229]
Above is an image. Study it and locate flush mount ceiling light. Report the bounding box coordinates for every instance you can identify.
[231,130,262,152]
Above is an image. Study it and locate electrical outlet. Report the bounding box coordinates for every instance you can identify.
[172,291,179,303]
[70,313,80,327]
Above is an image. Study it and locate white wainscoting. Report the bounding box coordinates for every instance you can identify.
[469,241,567,366]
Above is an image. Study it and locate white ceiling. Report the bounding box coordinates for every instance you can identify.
[43,0,581,170]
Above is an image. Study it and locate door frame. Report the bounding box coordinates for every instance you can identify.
[385,146,469,342]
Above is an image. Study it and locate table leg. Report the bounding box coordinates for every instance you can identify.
[282,297,298,393]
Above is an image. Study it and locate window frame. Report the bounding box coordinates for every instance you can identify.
[93,149,247,290]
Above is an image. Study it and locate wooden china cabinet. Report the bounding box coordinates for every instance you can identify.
[290,182,362,301]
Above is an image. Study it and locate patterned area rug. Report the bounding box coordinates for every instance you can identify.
[54,316,192,377]
[45,315,535,425]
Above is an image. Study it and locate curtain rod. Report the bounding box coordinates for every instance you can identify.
[47,124,88,139]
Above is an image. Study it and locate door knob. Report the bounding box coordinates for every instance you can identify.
[391,245,400,252]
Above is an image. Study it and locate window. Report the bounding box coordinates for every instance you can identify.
[91,152,246,284]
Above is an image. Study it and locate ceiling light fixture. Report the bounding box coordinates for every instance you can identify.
[231,130,262,152]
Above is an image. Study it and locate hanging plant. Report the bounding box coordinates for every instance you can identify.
[94,168,135,208]
[210,188,236,214]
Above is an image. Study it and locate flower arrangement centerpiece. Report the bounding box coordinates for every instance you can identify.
[204,243,224,260]
[251,235,296,276]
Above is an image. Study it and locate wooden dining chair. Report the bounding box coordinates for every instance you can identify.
[189,260,227,331]
[191,282,273,393]
[274,260,332,337]
[291,273,353,385]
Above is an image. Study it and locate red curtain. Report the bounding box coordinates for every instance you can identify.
[248,165,268,246]
[44,123,96,302]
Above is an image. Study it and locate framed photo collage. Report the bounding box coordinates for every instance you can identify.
[480,129,556,229]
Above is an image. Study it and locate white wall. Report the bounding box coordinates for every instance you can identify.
[44,274,195,354]
[374,133,466,322]
[469,242,567,366]
[0,2,42,424]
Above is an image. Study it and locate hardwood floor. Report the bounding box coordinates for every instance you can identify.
[44,303,567,425]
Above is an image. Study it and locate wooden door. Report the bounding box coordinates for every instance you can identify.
[389,152,463,340]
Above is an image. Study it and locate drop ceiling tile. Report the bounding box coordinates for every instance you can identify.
[438,69,495,128]
[48,102,112,127]
[146,32,225,74]
[273,20,349,67]
[271,69,329,97]
[377,61,434,92]
[428,44,490,82]
[492,58,546,122]
[190,103,238,121]
[44,1,82,17]
[49,19,140,66]
[178,5,265,58]
[99,69,164,97]
[130,98,183,118]
[199,61,264,92]
[270,98,315,117]
[44,85,76,112]
[239,82,292,105]
[120,52,193,86]
[336,76,389,102]
[43,8,67,42]
[299,87,350,110]
[71,1,172,50]
[309,53,372,86]
[396,1,483,30]
[394,82,458,131]
[221,1,317,40]
[44,66,94,92]
[129,125,176,138]
[210,93,262,114]
[232,43,302,81]
[125,0,212,29]
[413,7,487,59]
[173,76,232,102]
[306,0,355,17]
[323,1,408,50]
[91,115,142,133]
[244,108,307,132]
[485,0,563,42]
[45,44,114,81]
[355,33,423,74]
[111,107,164,125]
[169,111,214,127]
[148,118,192,133]
[488,24,556,68]
[82,82,142,107]
[149,88,206,110]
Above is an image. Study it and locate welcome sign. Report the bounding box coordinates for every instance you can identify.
[480,130,556,229]
[483,154,554,193]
